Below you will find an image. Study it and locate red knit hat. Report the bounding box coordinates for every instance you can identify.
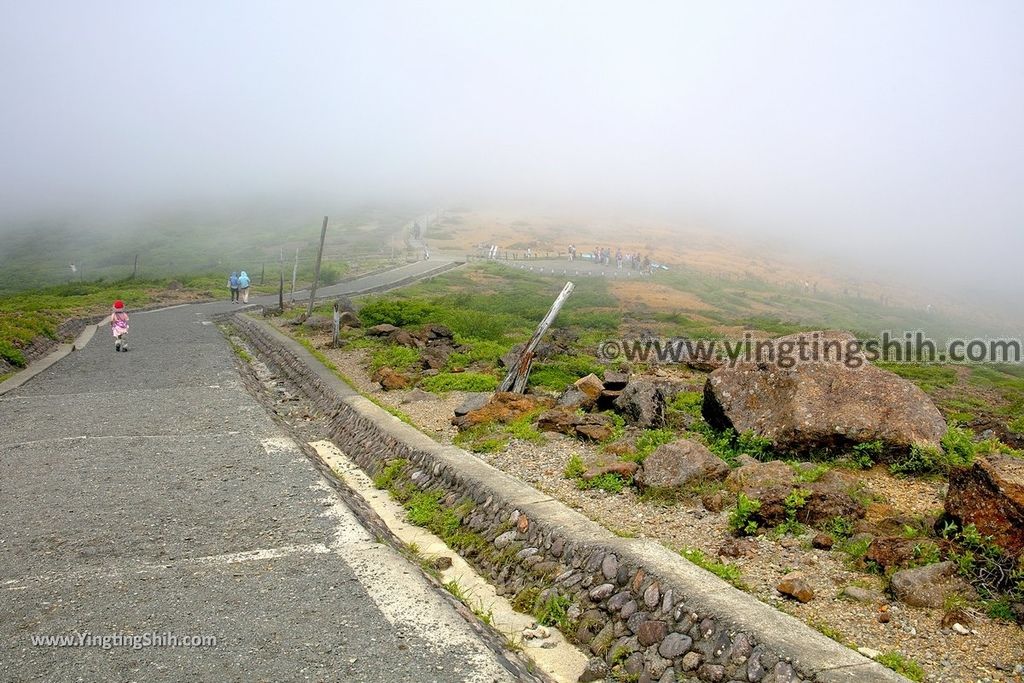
[113,300,124,309]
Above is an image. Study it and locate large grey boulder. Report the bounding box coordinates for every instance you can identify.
[614,380,669,429]
[703,330,946,456]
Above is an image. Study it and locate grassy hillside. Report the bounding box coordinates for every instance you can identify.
[0,205,419,294]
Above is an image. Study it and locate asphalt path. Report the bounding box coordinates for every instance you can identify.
[0,262,520,683]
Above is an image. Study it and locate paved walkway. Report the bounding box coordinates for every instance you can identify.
[0,263,519,682]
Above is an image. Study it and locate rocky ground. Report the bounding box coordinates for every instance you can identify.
[286,325,1023,683]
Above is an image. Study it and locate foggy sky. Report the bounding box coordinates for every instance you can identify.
[2,2,1023,310]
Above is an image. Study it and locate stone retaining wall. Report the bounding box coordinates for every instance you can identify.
[231,313,907,683]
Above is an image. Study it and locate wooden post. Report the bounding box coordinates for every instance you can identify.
[278,248,284,311]
[306,216,328,318]
[132,254,138,279]
[290,248,299,303]
[260,262,265,285]
[332,301,341,347]
[497,281,575,393]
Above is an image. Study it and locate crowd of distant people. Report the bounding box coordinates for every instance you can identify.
[480,243,657,274]
[567,244,652,273]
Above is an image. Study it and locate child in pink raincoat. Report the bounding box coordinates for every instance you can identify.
[110,300,130,352]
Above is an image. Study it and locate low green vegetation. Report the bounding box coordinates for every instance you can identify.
[369,345,421,372]
[0,276,221,367]
[534,593,574,632]
[454,408,545,453]
[678,546,744,587]
[889,426,977,475]
[419,371,499,393]
[876,652,925,682]
[728,493,762,536]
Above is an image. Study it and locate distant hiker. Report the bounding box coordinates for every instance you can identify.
[616,249,623,269]
[228,271,240,302]
[238,270,251,303]
[110,300,130,352]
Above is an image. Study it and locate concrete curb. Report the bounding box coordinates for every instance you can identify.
[230,313,908,683]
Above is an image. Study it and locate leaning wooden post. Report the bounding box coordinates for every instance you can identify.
[332,301,341,347]
[497,281,575,393]
[306,216,328,318]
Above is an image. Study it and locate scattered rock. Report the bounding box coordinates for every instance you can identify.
[718,537,758,559]
[301,314,333,331]
[777,572,815,602]
[371,366,411,391]
[401,388,436,404]
[811,534,834,550]
[338,310,360,328]
[453,393,490,417]
[865,537,920,570]
[557,373,604,410]
[857,647,881,659]
[578,657,609,683]
[945,454,1024,557]
[582,460,639,482]
[390,329,419,348]
[430,556,453,571]
[840,585,886,604]
[603,437,638,457]
[603,371,630,391]
[453,393,550,429]
[890,561,969,608]
[537,409,614,441]
[701,490,728,512]
[367,323,399,336]
[636,439,729,492]
[703,330,947,455]
[636,620,668,647]
[614,380,668,429]
[952,622,971,635]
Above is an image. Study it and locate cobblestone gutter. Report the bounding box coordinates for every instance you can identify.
[230,313,907,683]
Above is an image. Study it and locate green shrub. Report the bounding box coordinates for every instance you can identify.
[419,372,498,393]
[577,473,627,493]
[669,390,703,417]
[563,454,586,479]
[627,428,677,463]
[728,493,761,536]
[373,459,408,490]
[849,440,883,469]
[822,516,855,540]
[358,298,437,327]
[890,428,975,476]
[534,594,574,632]
[369,345,421,372]
[527,354,604,391]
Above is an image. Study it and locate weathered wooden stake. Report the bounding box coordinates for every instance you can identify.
[497,281,575,393]
[278,248,284,311]
[290,248,299,303]
[132,254,138,279]
[332,301,341,347]
[306,216,329,318]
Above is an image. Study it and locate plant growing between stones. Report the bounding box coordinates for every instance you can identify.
[876,652,925,682]
[678,546,744,587]
[728,493,761,536]
[534,594,574,633]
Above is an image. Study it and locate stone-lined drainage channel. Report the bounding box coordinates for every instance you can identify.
[226,330,586,683]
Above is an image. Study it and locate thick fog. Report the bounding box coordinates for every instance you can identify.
[2,2,1022,314]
